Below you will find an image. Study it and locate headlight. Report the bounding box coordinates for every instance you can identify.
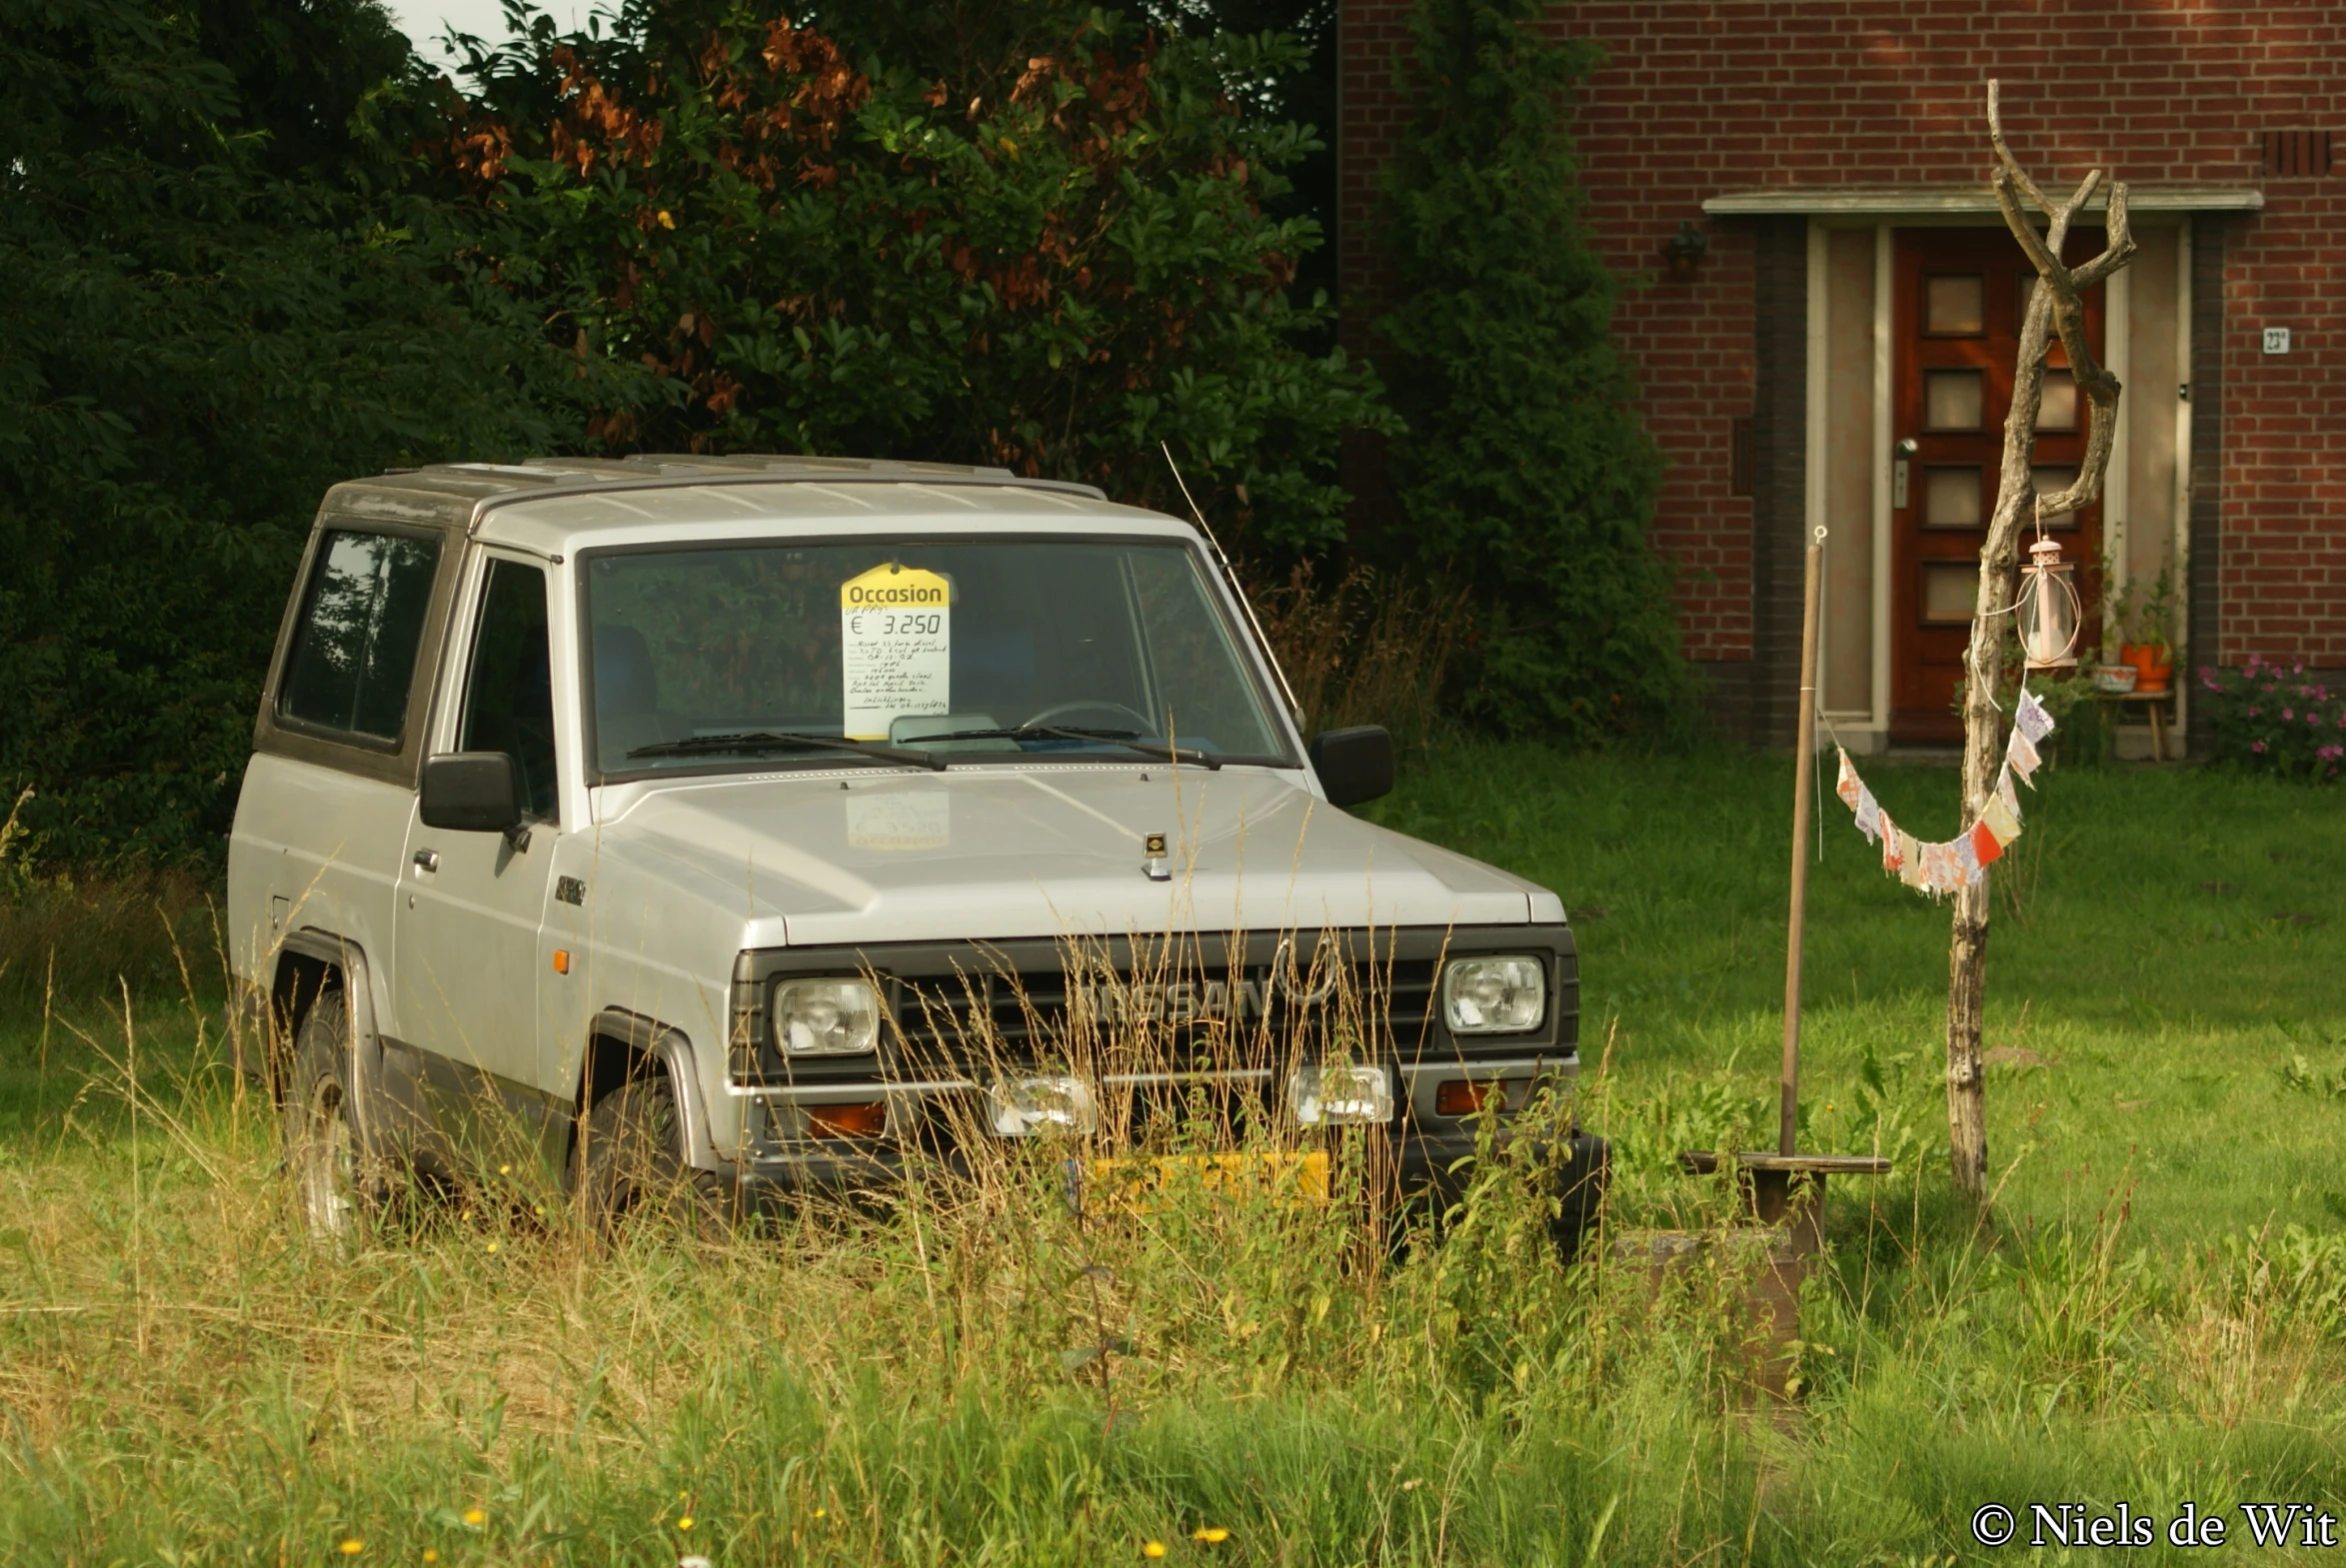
[1287,1064,1392,1126]
[772,977,881,1055]
[988,1075,1099,1138]
[1441,956,1545,1034]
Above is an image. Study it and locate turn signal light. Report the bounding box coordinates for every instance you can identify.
[1436,1079,1497,1116]
[809,1101,887,1139]
[551,948,572,974]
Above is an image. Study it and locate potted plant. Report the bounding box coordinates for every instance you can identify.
[2118,562,2178,694]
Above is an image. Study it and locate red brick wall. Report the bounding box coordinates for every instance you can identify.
[1339,0,2346,667]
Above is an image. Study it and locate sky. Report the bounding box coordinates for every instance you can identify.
[381,0,597,63]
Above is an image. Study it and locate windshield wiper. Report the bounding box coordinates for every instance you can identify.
[626,731,947,772]
[924,725,1222,771]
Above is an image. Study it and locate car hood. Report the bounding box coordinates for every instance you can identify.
[588,766,1555,946]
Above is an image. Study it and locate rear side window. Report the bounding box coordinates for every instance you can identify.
[278,530,442,742]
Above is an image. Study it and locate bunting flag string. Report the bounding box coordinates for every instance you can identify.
[1830,690,2056,899]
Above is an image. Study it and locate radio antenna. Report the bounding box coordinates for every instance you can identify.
[1160,442,1303,727]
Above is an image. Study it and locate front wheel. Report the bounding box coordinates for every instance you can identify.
[1550,1129,1610,1263]
[576,1070,726,1236]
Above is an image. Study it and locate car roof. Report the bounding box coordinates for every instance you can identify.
[315,455,1173,545]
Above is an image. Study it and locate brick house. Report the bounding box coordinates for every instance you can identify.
[1336,0,2344,753]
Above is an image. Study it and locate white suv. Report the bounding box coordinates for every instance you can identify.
[227,456,1596,1235]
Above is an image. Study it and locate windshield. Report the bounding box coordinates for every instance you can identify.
[583,538,1293,778]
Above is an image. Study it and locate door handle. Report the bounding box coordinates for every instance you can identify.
[413,848,440,874]
[1893,438,1918,509]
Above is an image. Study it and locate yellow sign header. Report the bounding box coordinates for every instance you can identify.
[840,564,950,610]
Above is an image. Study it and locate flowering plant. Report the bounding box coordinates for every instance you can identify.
[2199,656,2346,781]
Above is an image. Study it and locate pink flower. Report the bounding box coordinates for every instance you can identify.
[2249,707,2260,717]
[2284,708,2295,720]
[2253,741,2267,753]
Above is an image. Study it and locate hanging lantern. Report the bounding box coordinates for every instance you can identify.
[2017,535,2080,672]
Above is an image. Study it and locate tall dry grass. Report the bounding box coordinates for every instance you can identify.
[6,933,2346,1562]
[0,785,224,1011]
[1252,566,1468,750]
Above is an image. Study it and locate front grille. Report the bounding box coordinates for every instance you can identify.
[888,955,1442,1077]
[731,927,1575,1087]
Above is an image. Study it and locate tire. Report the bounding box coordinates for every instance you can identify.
[282,994,376,1242]
[576,1069,724,1236]
[1550,1129,1610,1263]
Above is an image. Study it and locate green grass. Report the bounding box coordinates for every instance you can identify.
[3,747,2345,1565]
[1372,745,2346,1245]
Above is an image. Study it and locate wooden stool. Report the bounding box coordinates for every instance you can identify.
[2093,687,2176,762]
[1677,1150,1894,1257]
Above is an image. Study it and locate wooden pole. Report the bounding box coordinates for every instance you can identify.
[1780,527,1824,1156]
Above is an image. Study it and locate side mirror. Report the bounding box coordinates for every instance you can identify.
[420,752,522,833]
[1308,726,1394,808]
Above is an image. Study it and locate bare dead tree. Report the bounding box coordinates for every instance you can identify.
[1944,83,2137,1206]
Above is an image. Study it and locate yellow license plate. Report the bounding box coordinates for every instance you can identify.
[1087,1149,1330,1207]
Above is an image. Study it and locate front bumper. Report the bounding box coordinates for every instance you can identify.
[718,1054,1574,1195]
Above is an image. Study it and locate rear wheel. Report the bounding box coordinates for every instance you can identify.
[577,1069,725,1236]
[282,995,376,1241]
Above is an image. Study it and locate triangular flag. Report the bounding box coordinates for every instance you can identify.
[1879,812,1903,870]
[1970,816,2006,868]
[1899,831,1928,887]
[1854,786,1882,843]
[1835,748,1863,809]
[2008,727,2042,785]
[1981,789,2021,846]
[2015,689,2055,744]
[1996,765,2022,823]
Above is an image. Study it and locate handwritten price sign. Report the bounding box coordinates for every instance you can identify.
[840,564,952,740]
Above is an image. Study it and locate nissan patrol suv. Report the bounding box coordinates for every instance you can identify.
[227,456,1598,1238]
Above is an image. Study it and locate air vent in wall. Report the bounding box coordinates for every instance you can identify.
[2262,131,2333,178]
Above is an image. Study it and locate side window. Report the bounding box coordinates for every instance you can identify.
[279,530,443,742]
[457,559,558,821]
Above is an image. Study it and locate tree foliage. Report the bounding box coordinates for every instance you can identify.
[0,0,1374,867]
[0,0,621,865]
[439,0,1386,551]
[1374,0,1688,740]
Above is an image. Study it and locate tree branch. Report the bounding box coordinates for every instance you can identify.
[1985,79,2050,215]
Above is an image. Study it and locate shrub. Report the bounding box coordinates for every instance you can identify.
[1372,0,1691,743]
[2197,655,2346,782]
[0,0,621,868]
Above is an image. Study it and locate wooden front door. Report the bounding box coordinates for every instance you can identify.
[1891,228,2103,743]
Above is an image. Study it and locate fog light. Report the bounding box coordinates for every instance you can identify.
[1441,956,1545,1034]
[988,1075,1098,1138]
[808,1101,887,1139]
[773,977,880,1055]
[1287,1064,1392,1126]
